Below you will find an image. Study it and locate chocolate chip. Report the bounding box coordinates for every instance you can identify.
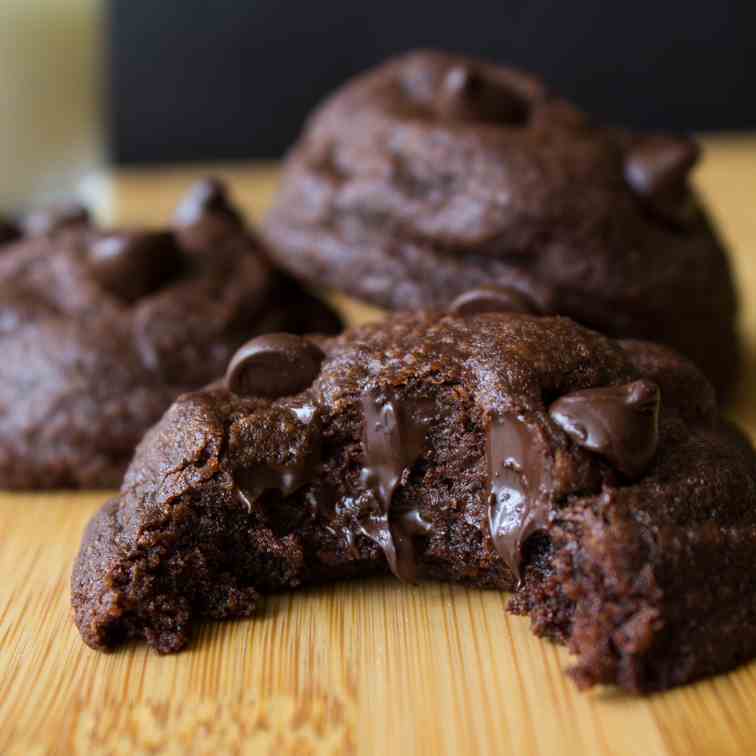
[174,178,244,250]
[548,379,660,479]
[0,219,20,246]
[449,286,539,316]
[435,65,530,125]
[225,333,325,398]
[624,136,700,226]
[23,202,90,236]
[88,231,184,303]
[235,454,317,517]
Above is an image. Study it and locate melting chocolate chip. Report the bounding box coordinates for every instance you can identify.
[548,379,660,479]
[435,65,530,125]
[233,404,322,516]
[359,388,435,581]
[22,202,90,237]
[236,460,315,508]
[174,178,244,250]
[88,231,185,303]
[235,455,319,518]
[360,390,431,507]
[449,286,538,316]
[624,136,699,225]
[486,415,551,581]
[225,334,325,399]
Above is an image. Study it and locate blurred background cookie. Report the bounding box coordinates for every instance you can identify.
[0,179,340,489]
[262,50,739,397]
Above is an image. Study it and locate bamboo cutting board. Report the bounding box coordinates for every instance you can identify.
[2,137,756,755]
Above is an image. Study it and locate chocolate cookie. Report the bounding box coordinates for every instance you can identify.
[263,50,739,396]
[0,179,340,489]
[71,308,756,693]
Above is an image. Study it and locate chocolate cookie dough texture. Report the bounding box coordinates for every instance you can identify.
[72,304,756,693]
[0,179,340,489]
[263,50,739,395]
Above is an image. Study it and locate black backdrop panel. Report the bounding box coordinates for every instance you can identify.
[109,0,756,163]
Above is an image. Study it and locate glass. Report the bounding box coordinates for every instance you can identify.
[0,0,104,212]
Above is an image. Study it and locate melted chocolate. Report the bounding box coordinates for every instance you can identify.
[359,388,435,581]
[548,379,660,479]
[235,459,315,510]
[234,404,321,512]
[486,414,551,581]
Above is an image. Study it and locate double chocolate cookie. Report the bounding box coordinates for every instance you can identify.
[263,50,739,396]
[72,306,756,692]
[0,179,340,489]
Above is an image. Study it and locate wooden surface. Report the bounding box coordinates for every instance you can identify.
[2,136,756,755]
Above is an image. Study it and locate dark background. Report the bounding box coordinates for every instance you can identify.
[109,0,756,164]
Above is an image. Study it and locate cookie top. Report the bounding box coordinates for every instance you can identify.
[0,179,340,489]
[123,310,732,578]
[72,307,756,692]
[263,50,738,395]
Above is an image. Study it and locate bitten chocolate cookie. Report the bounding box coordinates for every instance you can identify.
[263,50,739,396]
[72,307,756,693]
[0,179,340,489]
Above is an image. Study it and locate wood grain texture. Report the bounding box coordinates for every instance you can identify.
[2,136,756,755]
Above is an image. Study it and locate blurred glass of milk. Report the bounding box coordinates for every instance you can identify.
[0,0,108,215]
